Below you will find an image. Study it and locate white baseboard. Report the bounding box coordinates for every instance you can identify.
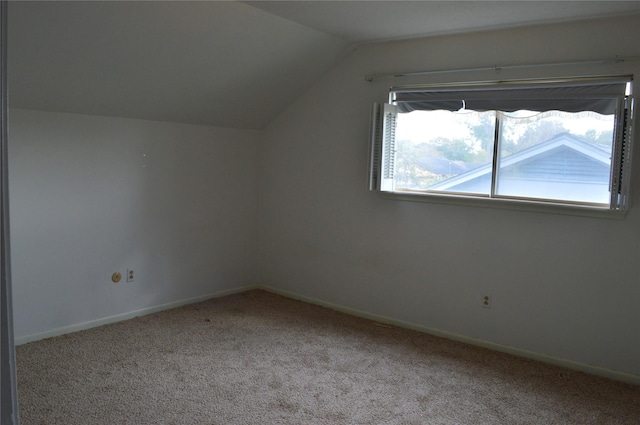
[16,283,639,385]
[14,285,258,346]
[257,285,640,386]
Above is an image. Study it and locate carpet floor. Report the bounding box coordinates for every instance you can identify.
[16,290,640,424]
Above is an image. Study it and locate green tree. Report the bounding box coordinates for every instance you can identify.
[468,114,495,161]
[434,138,476,161]
[584,129,613,147]
[511,120,568,152]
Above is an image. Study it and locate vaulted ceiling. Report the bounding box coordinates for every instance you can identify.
[9,1,640,130]
[246,1,640,43]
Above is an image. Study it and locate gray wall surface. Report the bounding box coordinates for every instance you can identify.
[9,109,259,339]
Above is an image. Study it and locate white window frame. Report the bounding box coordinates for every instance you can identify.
[368,76,635,218]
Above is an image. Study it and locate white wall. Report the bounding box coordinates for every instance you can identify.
[9,109,259,341]
[9,15,640,381]
[259,16,640,378]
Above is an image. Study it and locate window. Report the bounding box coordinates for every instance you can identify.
[369,76,634,214]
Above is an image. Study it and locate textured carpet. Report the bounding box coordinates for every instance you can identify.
[16,290,640,424]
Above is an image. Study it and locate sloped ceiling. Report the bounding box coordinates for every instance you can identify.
[9,1,640,130]
[246,1,640,43]
[8,1,351,130]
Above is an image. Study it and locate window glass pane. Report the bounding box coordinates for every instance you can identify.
[394,110,495,194]
[496,110,614,204]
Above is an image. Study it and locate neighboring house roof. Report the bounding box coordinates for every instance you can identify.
[413,157,479,175]
[426,133,611,191]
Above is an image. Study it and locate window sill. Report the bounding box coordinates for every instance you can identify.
[378,190,628,219]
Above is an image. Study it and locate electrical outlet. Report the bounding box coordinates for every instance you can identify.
[482,294,491,309]
[127,269,135,282]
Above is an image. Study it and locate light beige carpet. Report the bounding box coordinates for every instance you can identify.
[16,290,640,424]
